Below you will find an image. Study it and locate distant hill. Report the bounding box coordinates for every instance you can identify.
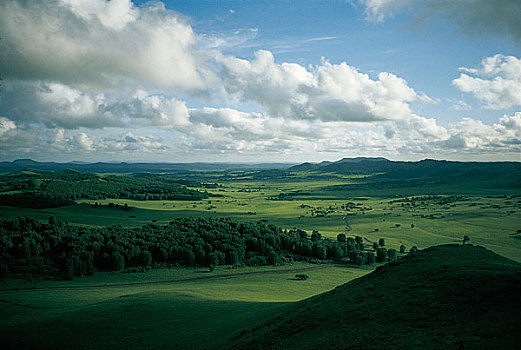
[290,157,519,175]
[229,244,521,349]
[0,159,295,173]
[0,169,210,202]
[289,158,521,191]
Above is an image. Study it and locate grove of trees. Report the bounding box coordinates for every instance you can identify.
[0,170,211,208]
[0,216,403,280]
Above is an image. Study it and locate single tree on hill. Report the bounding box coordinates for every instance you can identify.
[462,235,470,245]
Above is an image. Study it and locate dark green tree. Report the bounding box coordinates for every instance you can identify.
[311,230,322,242]
[388,248,397,261]
[376,248,388,262]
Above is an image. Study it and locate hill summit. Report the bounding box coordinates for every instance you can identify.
[229,244,521,349]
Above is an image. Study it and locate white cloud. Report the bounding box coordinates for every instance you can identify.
[450,99,471,111]
[2,109,519,159]
[0,0,214,92]
[358,0,521,41]
[0,122,39,154]
[0,117,17,136]
[0,82,194,130]
[359,0,414,22]
[123,91,191,128]
[443,112,521,150]
[0,127,168,156]
[0,0,519,161]
[74,132,95,152]
[0,81,123,129]
[453,55,521,109]
[219,50,424,122]
[60,0,138,30]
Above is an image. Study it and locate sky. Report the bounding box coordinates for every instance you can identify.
[0,0,520,163]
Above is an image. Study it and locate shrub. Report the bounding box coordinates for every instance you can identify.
[295,274,309,280]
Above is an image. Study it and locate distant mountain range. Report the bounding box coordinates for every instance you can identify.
[0,159,295,173]
[289,157,521,175]
[1,158,520,190]
[290,157,521,191]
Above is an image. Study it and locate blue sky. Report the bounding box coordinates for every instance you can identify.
[0,0,520,162]
[169,0,519,123]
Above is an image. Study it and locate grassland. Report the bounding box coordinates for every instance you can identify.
[4,171,515,261]
[1,168,520,348]
[230,244,521,349]
[0,263,371,349]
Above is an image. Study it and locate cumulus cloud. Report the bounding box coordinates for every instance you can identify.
[0,82,194,129]
[358,0,521,41]
[179,106,520,157]
[74,133,95,152]
[359,0,414,22]
[0,117,17,136]
[443,113,521,150]
[453,55,521,109]
[0,0,519,161]
[2,107,519,159]
[0,0,214,92]
[0,121,39,154]
[113,91,191,128]
[0,125,168,157]
[219,50,425,122]
[0,81,123,129]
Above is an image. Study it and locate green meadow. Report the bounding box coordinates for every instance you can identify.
[12,173,517,262]
[1,263,371,349]
[1,168,521,348]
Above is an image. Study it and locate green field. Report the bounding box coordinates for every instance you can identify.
[1,169,521,348]
[1,263,371,349]
[3,174,517,261]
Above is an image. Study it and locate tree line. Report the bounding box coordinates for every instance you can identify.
[0,170,210,208]
[0,216,402,280]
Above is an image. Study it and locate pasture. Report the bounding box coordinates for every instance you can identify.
[1,169,521,348]
[57,174,521,263]
[0,263,371,349]
[2,172,519,261]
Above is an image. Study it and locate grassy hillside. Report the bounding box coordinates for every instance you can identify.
[0,263,371,349]
[230,244,521,349]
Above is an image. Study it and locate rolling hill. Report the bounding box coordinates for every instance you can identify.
[289,158,521,191]
[229,244,521,349]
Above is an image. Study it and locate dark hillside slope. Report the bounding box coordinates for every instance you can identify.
[230,245,521,349]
